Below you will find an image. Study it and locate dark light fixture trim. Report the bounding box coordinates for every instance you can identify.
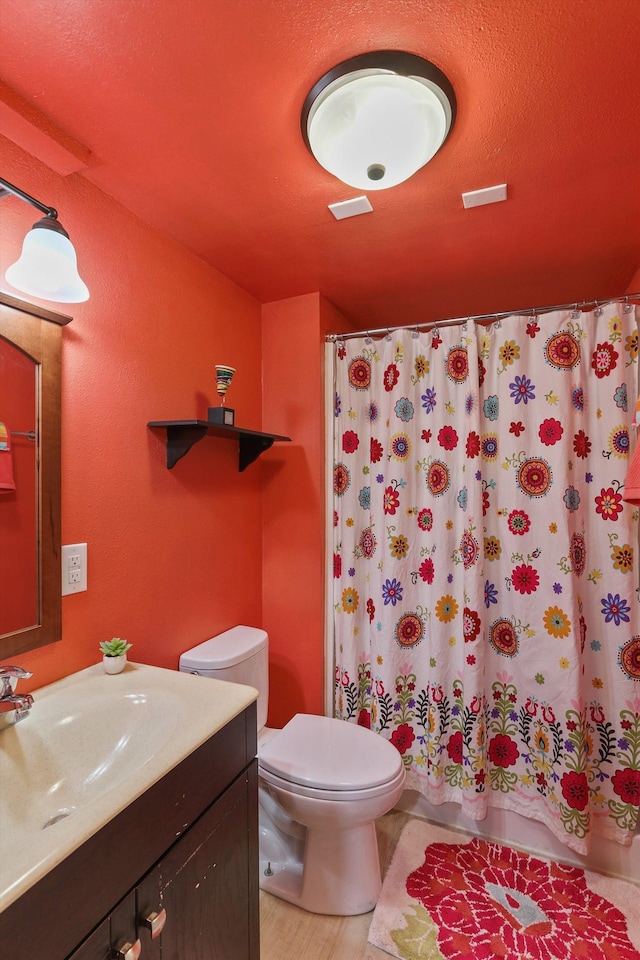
[0,177,59,220]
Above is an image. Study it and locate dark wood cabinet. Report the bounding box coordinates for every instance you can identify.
[137,765,258,960]
[66,915,112,960]
[1,705,259,960]
[67,894,137,960]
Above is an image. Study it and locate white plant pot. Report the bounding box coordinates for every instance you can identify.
[103,654,126,675]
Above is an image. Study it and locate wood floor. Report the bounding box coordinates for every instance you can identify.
[259,809,412,960]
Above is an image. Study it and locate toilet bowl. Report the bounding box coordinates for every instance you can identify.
[258,712,405,915]
[179,626,405,915]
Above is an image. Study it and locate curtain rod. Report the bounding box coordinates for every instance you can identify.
[325,291,640,342]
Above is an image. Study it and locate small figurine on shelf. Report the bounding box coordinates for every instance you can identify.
[208,364,236,426]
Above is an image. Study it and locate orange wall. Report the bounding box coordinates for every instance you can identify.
[261,294,325,726]
[628,266,640,292]
[1,134,269,693]
[260,292,350,727]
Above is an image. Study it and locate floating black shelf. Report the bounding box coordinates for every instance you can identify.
[148,420,291,471]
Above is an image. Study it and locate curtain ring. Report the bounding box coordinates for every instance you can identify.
[385,328,392,341]
[594,302,604,318]
[570,303,581,320]
[364,331,373,344]
[411,324,420,339]
[623,298,633,314]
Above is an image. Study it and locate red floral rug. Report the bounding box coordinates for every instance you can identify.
[368,819,640,960]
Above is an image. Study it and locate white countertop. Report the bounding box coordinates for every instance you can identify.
[0,661,257,912]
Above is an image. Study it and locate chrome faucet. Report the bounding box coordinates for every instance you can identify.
[0,665,34,729]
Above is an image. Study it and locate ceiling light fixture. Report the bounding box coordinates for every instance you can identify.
[0,176,89,303]
[301,51,456,191]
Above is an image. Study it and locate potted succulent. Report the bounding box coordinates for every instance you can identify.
[100,637,132,674]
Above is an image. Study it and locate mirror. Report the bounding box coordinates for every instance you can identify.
[0,291,69,656]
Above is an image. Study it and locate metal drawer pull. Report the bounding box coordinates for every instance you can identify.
[142,908,167,938]
[115,940,141,960]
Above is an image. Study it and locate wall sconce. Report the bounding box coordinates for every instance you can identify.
[0,176,89,303]
[301,51,456,191]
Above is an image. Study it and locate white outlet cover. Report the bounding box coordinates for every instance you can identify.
[62,542,87,595]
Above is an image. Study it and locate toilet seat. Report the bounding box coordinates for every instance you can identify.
[258,713,404,798]
[259,760,406,802]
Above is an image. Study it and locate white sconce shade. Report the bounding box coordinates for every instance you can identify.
[5,216,89,303]
[302,51,456,191]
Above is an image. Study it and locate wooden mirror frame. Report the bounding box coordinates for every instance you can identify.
[0,291,70,656]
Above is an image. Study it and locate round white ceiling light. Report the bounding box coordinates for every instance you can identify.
[301,51,456,191]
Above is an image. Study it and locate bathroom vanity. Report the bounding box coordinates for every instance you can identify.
[0,663,260,960]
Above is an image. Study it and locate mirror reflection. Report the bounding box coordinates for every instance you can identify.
[0,292,68,657]
[0,336,38,632]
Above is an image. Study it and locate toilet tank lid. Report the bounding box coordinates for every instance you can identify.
[179,625,267,670]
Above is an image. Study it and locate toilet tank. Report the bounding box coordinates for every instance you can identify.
[179,626,268,731]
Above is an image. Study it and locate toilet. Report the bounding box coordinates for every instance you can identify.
[179,625,406,915]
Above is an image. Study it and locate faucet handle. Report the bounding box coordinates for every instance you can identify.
[0,664,32,697]
[0,664,32,679]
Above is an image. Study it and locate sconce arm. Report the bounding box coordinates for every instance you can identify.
[0,175,58,220]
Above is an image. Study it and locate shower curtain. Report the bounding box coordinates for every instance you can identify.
[331,302,640,855]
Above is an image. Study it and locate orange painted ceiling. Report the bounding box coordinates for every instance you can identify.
[1,0,639,330]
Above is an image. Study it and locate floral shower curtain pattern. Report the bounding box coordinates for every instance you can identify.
[332,303,640,854]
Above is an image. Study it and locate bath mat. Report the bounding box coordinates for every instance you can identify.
[368,818,640,960]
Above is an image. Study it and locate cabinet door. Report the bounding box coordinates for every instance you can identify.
[137,763,259,960]
[68,892,138,960]
[66,916,111,960]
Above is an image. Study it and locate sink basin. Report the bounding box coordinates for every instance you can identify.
[2,688,180,831]
[0,661,257,911]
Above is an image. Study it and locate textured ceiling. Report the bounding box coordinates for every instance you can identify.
[1,0,639,330]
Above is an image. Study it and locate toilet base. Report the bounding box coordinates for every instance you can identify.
[259,820,382,916]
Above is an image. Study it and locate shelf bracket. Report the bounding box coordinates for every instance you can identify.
[164,424,209,469]
[238,434,275,472]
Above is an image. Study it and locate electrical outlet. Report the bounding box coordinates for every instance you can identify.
[62,543,88,595]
